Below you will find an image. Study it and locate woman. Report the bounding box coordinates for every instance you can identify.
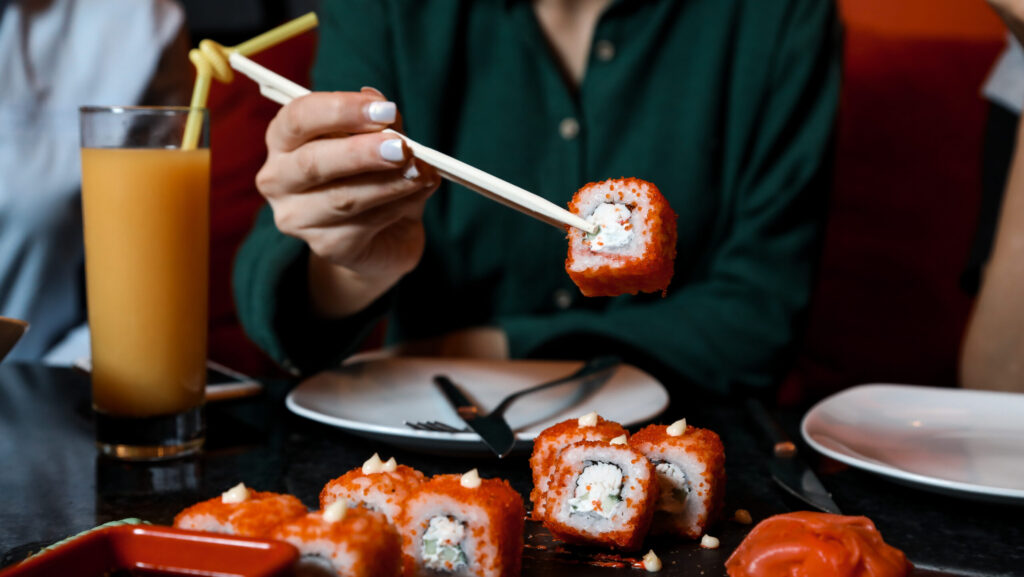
[234,0,840,395]
[0,0,189,363]
[961,0,1024,392]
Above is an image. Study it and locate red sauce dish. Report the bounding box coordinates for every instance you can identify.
[0,524,298,577]
[725,511,913,577]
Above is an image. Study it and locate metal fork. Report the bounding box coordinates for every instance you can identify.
[404,420,467,433]
[403,355,621,435]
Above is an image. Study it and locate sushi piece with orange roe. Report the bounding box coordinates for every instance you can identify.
[629,419,726,539]
[529,411,627,521]
[725,512,913,577]
[320,453,426,525]
[173,482,307,538]
[397,469,524,577]
[565,178,677,297]
[541,439,659,551]
[271,501,402,577]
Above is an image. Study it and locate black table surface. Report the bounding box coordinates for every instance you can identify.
[0,363,1020,576]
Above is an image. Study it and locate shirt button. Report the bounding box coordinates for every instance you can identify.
[559,117,580,140]
[595,39,615,62]
[553,288,574,310]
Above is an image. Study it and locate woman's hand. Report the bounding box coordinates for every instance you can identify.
[255,87,439,317]
[989,0,1024,45]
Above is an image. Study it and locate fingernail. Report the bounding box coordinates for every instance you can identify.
[361,86,385,97]
[380,139,405,162]
[367,101,397,123]
[403,163,420,180]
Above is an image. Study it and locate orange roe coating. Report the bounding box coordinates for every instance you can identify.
[319,464,426,524]
[629,423,727,538]
[397,474,525,577]
[529,416,627,521]
[173,491,307,538]
[565,178,677,297]
[541,440,659,551]
[272,507,402,577]
[725,512,913,577]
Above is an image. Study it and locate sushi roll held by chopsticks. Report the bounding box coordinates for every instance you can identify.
[397,469,525,577]
[565,178,677,297]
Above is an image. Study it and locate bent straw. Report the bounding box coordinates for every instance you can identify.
[228,53,598,235]
[182,12,319,150]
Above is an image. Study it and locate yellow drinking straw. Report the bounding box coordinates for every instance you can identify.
[182,12,319,150]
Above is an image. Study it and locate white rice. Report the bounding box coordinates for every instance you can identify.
[322,475,404,524]
[568,180,656,273]
[634,442,716,537]
[401,494,500,577]
[547,443,653,538]
[173,512,233,534]
[532,426,623,521]
[278,536,358,577]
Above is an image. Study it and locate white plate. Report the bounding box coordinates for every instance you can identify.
[286,357,669,456]
[801,384,1024,504]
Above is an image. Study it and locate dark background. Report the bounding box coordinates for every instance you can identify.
[180,0,320,47]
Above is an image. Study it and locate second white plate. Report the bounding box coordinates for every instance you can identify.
[801,384,1024,504]
[286,357,669,456]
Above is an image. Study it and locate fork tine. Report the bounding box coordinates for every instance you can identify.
[427,421,465,433]
[404,421,466,433]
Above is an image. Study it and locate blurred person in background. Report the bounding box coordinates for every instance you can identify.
[0,0,190,363]
[961,0,1024,392]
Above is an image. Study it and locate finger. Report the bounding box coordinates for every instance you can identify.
[309,188,434,262]
[267,91,399,152]
[260,132,413,196]
[303,188,432,264]
[319,168,435,223]
[271,171,434,233]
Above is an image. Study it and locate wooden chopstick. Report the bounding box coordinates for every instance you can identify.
[228,53,597,234]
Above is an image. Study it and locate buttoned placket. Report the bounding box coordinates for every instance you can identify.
[510,1,627,311]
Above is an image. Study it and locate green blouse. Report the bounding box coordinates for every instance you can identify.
[233,0,840,395]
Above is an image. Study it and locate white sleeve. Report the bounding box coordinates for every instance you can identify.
[984,33,1024,114]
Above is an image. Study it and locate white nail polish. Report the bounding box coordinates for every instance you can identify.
[380,139,405,162]
[403,163,420,180]
[367,101,397,123]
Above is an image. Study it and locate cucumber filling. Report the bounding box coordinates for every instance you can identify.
[569,461,624,519]
[422,515,467,571]
[653,461,689,514]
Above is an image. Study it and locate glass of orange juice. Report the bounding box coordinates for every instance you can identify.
[79,106,209,460]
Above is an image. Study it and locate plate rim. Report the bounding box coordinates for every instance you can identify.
[800,383,1024,501]
[285,357,670,451]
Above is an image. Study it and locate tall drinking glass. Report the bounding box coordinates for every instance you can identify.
[79,106,209,460]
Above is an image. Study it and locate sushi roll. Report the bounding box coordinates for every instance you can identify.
[173,482,307,538]
[397,469,524,577]
[271,500,402,577]
[529,412,628,521]
[629,419,726,539]
[542,439,659,551]
[565,177,677,297]
[320,453,426,525]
